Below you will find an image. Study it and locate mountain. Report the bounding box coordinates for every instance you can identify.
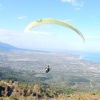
[0,41,47,52]
[0,42,19,51]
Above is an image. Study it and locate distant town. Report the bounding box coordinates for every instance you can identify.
[0,49,100,91]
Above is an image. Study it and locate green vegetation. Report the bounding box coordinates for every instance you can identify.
[0,80,100,100]
[0,50,100,99]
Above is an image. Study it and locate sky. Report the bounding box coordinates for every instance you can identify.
[0,0,100,52]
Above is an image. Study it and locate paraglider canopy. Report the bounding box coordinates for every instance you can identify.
[24,18,85,42]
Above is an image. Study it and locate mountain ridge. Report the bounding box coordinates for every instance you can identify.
[0,42,19,51]
[0,41,49,53]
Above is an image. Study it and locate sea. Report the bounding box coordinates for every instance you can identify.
[47,50,100,63]
[72,51,100,63]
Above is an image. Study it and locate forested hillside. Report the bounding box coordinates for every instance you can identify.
[0,80,100,100]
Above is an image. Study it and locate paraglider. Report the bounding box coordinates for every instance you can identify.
[24,18,85,42]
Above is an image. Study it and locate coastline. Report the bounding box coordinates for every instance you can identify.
[70,51,100,63]
[79,53,100,63]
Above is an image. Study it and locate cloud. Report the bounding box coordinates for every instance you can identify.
[0,28,25,37]
[26,30,52,37]
[18,15,27,19]
[62,0,84,10]
[62,0,78,6]
[86,35,100,38]
[0,28,11,34]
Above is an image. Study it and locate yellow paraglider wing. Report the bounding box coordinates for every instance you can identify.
[24,18,85,42]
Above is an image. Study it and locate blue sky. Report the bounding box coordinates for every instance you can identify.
[0,0,100,52]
